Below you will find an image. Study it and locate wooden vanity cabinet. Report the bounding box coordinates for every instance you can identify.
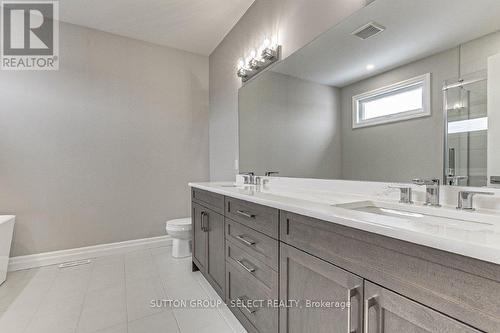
[280,210,500,332]
[191,189,499,333]
[191,190,225,298]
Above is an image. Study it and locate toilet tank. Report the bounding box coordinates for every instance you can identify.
[0,216,15,285]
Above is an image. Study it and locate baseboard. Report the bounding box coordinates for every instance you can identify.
[8,235,172,272]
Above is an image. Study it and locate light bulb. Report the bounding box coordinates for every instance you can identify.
[237,59,245,70]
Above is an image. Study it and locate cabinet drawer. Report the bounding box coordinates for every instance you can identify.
[225,197,279,238]
[226,239,278,293]
[226,218,278,270]
[226,261,278,333]
[280,210,500,332]
[364,281,481,333]
[192,188,224,214]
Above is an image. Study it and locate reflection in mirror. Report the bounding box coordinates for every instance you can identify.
[444,72,487,187]
[238,0,500,187]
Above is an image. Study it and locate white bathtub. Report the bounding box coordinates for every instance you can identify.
[0,215,15,285]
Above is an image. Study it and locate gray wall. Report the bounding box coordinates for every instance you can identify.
[209,0,368,180]
[239,71,341,178]
[0,23,209,256]
[340,31,500,183]
[340,49,458,182]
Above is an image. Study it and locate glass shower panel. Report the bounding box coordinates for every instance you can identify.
[444,78,488,187]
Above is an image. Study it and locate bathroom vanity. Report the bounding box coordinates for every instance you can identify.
[190,181,500,333]
[197,2,500,331]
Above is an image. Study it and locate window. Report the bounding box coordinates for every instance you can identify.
[352,73,431,128]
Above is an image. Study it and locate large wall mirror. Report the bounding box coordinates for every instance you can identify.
[238,0,500,188]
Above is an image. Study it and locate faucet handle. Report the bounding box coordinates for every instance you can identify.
[238,172,255,185]
[388,185,414,204]
[413,178,440,186]
[264,171,279,177]
[457,191,495,211]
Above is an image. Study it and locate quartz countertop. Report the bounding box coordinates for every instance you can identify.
[189,182,500,265]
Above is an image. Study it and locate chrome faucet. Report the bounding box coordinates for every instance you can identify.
[388,186,414,204]
[413,178,441,207]
[264,171,279,177]
[457,191,494,211]
[239,172,255,185]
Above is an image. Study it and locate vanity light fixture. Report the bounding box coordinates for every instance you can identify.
[236,38,281,82]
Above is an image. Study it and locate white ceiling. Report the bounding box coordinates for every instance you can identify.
[273,0,500,87]
[59,0,255,55]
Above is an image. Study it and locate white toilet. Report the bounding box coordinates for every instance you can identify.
[166,217,192,258]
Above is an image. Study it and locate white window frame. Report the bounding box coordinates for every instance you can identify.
[352,73,431,129]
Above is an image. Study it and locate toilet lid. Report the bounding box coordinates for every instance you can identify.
[167,218,191,227]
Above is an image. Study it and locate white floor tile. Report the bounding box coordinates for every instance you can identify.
[128,311,180,333]
[77,286,127,333]
[0,253,246,333]
[173,308,229,333]
[46,264,92,300]
[93,322,128,333]
[88,261,125,292]
[126,275,168,321]
[92,254,125,266]
[25,296,82,333]
[125,251,159,283]
[125,249,152,262]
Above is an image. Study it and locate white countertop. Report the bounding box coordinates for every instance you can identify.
[189,182,500,265]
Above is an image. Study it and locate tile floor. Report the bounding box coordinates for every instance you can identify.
[0,246,246,333]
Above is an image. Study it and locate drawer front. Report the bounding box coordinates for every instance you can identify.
[225,197,279,238]
[226,218,278,270]
[192,188,224,214]
[226,261,278,333]
[226,239,278,293]
[280,210,500,333]
[364,281,481,333]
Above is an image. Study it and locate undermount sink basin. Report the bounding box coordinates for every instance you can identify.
[334,201,496,228]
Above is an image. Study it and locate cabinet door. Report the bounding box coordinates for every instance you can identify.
[192,203,207,272]
[206,210,225,297]
[364,281,482,333]
[280,243,363,333]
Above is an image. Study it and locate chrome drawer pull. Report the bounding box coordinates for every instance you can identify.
[364,295,379,333]
[235,235,256,246]
[237,296,256,314]
[236,259,256,273]
[236,210,256,219]
[347,286,359,333]
[201,212,208,232]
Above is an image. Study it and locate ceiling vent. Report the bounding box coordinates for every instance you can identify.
[352,22,385,40]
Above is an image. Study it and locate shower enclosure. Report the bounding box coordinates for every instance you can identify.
[443,72,488,187]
